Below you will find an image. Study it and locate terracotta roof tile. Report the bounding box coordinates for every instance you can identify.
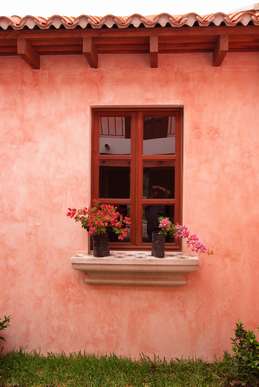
[0,10,259,30]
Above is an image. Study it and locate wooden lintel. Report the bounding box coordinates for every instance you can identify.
[83,37,98,68]
[213,35,229,66]
[17,38,40,69]
[149,36,158,68]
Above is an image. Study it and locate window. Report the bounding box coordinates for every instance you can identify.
[92,108,183,250]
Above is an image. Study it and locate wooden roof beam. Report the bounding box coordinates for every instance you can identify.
[17,38,40,69]
[83,37,98,68]
[17,38,40,68]
[213,35,228,66]
[149,36,158,67]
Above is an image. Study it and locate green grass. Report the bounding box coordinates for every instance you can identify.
[0,351,241,387]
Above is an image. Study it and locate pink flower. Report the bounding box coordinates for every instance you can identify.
[158,217,175,237]
[159,217,170,229]
[175,224,209,254]
[175,224,190,239]
[66,208,77,218]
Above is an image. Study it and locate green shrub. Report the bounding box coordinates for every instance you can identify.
[232,321,259,385]
[0,316,10,342]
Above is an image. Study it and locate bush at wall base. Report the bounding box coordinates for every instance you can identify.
[231,321,259,385]
[0,315,10,352]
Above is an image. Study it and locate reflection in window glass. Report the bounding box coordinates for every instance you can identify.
[107,205,131,243]
[143,163,175,198]
[99,166,130,198]
[143,116,176,155]
[99,116,131,154]
[142,205,175,242]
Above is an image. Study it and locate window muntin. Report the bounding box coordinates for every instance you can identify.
[92,109,182,249]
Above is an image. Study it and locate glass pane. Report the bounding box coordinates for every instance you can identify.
[107,204,131,243]
[143,116,176,155]
[142,205,175,242]
[99,116,131,154]
[99,165,130,198]
[143,161,175,198]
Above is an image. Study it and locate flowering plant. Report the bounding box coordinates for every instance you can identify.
[67,204,131,240]
[174,224,210,254]
[158,217,175,238]
[158,217,211,254]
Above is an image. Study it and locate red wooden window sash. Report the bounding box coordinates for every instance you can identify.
[92,108,183,250]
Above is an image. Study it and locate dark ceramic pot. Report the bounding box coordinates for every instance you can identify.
[92,233,110,257]
[152,232,165,258]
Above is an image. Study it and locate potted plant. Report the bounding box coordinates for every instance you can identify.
[67,204,131,257]
[152,217,175,258]
[152,218,210,258]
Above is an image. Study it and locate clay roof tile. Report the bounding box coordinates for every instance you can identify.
[0,10,258,30]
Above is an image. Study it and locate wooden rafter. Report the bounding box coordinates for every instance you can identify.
[83,37,98,68]
[213,35,229,66]
[149,36,158,68]
[17,38,40,69]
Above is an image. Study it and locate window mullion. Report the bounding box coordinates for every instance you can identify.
[134,112,143,246]
[174,111,183,226]
[92,113,100,201]
[130,112,136,246]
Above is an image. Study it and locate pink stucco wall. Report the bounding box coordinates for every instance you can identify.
[0,52,258,360]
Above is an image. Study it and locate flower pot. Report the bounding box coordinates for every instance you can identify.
[92,233,110,257]
[152,232,165,258]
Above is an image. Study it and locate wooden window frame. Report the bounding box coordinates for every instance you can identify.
[91,107,183,250]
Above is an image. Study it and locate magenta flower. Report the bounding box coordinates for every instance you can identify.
[175,224,210,254]
[158,217,175,237]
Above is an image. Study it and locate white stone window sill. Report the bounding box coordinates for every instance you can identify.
[71,251,199,286]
